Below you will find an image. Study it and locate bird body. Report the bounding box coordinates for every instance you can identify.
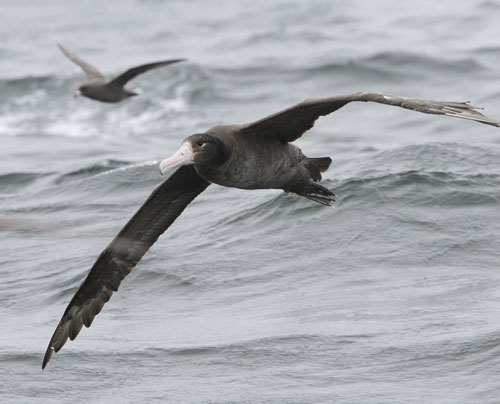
[197,127,319,190]
[42,91,500,369]
[76,80,137,103]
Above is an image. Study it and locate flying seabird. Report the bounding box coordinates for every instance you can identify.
[42,92,500,368]
[57,43,185,103]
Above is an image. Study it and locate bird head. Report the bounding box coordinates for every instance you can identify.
[159,134,229,174]
[74,83,93,98]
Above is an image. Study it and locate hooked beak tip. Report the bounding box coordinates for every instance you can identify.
[159,164,167,176]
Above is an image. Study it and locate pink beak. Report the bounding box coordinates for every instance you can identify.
[159,143,193,174]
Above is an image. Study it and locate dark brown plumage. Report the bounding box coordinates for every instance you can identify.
[42,166,208,369]
[43,92,500,369]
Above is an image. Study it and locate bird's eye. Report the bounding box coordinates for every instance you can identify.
[196,140,204,147]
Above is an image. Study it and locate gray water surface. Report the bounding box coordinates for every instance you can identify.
[1,1,500,403]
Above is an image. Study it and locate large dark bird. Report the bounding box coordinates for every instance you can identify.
[57,44,185,103]
[42,92,500,368]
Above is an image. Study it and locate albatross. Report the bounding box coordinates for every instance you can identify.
[57,43,185,103]
[42,92,500,368]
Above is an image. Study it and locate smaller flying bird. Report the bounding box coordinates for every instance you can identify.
[57,43,185,103]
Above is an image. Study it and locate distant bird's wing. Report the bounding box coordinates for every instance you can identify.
[237,92,500,143]
[57,43,104,80]
[107,59,186,88]
[42,165,209,369]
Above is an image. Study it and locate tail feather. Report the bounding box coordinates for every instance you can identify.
[306,157,332,182]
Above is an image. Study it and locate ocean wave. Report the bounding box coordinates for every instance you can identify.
[210,51,487,80]
[0,74,55,88]
[54,159,130,183]
[2,142,499,217]
[361,51,486,73]
[334,169,500,207]
[0,172,54,194]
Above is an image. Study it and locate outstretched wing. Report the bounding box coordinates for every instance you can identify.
[237,92,500,143]
[57,43,104,80]
[42,165,209,369]
[107,59,186,88]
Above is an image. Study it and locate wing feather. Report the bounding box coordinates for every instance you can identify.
[107,59,185,88]
[57,43,104,80]
[42,166,209,369]
[237,92,500,142]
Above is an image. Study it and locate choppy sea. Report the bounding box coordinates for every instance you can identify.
[1,1,500,403]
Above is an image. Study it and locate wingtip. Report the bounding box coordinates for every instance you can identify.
[164,58,187,65]
[56,43,69,56]
[42,346,54,370]
[158,58,187,66]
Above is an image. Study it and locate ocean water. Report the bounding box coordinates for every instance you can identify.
[1,1,500,403]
